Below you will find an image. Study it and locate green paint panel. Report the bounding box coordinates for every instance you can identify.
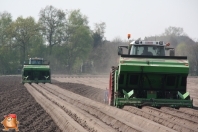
[22,65,51,83]
[147,91,157,99]
[113,55,192,108]
[119,64,188,74]
[119,57,189,74]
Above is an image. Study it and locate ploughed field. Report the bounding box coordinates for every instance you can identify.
[0,75,198,132]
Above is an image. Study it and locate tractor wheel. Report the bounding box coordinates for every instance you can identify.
[108,66,116,106]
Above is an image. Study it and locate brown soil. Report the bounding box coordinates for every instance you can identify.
[26,83,175,132]
[53,82,105,104]
[1,75,198,132]
[0,76,61,132]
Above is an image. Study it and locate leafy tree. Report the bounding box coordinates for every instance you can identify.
[27,34,46,58]
[92,32,102,48]
[0,12,17,74]
[88,22,108,73]
[0,12,12,46]
[64,9,93,73]
[7,16,40,63]
[0,45,20,74]
[39,5,66,55]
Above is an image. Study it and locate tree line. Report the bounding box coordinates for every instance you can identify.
[0,6,197,75]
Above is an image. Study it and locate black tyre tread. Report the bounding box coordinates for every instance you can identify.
[109,66,117,106]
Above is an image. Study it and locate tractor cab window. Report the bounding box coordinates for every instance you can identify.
[130,45,165,56]
[29,60,43,64]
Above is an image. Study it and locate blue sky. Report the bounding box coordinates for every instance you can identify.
[0,0,197,41]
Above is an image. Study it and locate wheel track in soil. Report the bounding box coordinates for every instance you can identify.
[179,107,198,117]
[38,83,141,132]
[140,106,198,131]
[123,106,196,132]
[160,107,198,123]
[53,76,198,132]
[25,83,89,132]
[25,83,177,132]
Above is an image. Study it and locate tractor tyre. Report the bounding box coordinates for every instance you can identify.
[108,66,116,106]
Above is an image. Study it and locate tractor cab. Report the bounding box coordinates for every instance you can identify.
[118,40,174,56]
[129,41,166,56]
[29,58,44,64]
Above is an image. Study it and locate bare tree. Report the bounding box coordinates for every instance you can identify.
[163,26,186,36]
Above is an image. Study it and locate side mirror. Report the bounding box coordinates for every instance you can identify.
[118,47,123,55]
[169,49,175,56]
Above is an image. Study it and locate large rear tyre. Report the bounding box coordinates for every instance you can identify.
[108,66,116,106]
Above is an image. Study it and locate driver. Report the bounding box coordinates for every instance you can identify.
[141,46,153,56]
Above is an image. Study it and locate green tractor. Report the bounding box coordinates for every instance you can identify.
[108,34,193,108]
[22,57,51,84]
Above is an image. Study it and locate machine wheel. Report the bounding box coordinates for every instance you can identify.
[108,66,117,106]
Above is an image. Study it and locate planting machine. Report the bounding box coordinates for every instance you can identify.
[108,34,193,108]
[22,57,51,84]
